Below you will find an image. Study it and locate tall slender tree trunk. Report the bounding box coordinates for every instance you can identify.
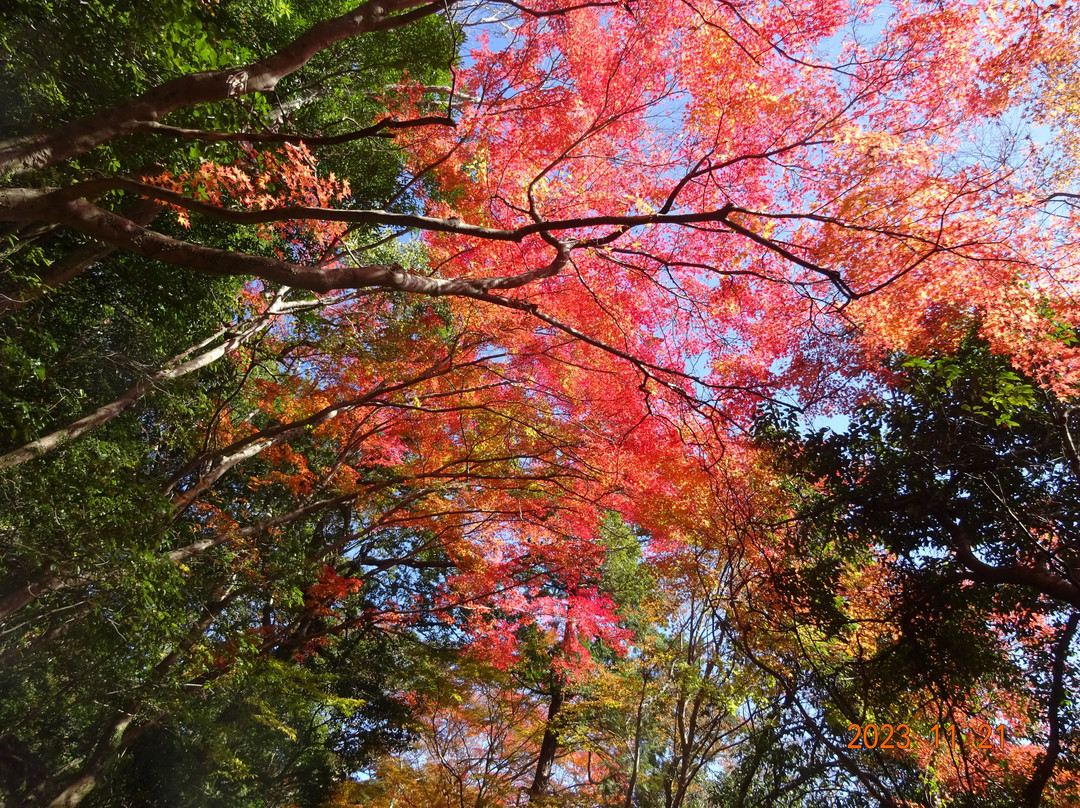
[622,671,651,808]
[1023,612,1080,807]
[35,581,236,808]
[527,685,565,803]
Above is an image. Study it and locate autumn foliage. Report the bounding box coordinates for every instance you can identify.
[1,0,1080,806]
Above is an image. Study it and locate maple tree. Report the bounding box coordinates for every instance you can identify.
[2,0,1080,805]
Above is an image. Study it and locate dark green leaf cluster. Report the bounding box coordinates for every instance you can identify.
[748,335,1080,805]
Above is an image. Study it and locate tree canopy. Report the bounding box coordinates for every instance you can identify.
[1,0,1079,806]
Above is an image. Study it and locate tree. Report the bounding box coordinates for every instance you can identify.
[753,336,1080,806]
[3,0,1080,805]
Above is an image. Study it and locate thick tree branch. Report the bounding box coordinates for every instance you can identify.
[0,287,291,470]
[0,565,87,624]
[7,180,744,243]
[0,198,161,317]
[937,516,1080,610]
[41,580,238,808]
[720,208,855,298]
[0,0,449,175]
[1,191,575,295]
[166,493,359,565]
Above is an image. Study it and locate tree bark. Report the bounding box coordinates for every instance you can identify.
[166,492,358,564]
[622,673,650,808]
[0,287,288,469]
[37,581,236,808]
[0,190,571,296]
[0,565,83,623]
[1023,612,1080,808]
[527,685,565,803]
[938,516,1080,610]
[0,0,448,175]
[0,198,161,317]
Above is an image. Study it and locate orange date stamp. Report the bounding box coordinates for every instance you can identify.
[846,723,1006,750]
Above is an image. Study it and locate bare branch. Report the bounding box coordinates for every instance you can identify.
[132,115,456,145]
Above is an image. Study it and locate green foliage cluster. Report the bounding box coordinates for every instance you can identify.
[0,0,455,191]
[0,2,462,806]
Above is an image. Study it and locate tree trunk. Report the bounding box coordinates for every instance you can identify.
[1023,612,1080,807]
[0,565,82,623]
[36,581,235,807]
[623,673,650,808]
[527,685,565,803]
